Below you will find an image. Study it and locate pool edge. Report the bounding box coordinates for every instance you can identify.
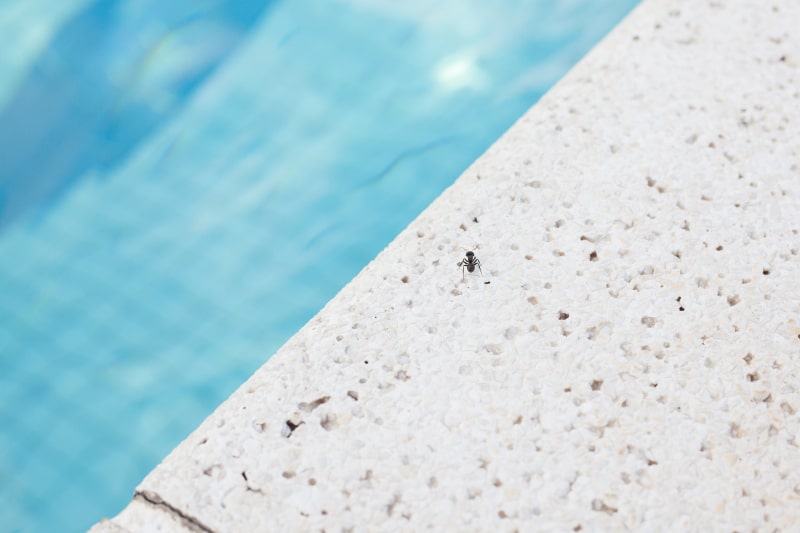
[92,0,800,530]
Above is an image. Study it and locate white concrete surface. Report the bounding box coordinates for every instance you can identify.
[92,0,800,530]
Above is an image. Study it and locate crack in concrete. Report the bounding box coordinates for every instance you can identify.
[135,490,216,533]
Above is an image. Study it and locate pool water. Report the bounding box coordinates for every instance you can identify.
[0,0,639,531]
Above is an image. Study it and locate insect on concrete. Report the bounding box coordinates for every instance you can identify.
[457,250,482,281]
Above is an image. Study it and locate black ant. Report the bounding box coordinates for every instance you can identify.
[457,250,482,281]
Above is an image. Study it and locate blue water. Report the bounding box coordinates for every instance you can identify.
[0,0,640,531]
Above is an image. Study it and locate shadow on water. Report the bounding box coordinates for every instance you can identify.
[0,0,275,231]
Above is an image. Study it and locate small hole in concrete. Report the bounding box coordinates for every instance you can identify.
[299,396,331,413]
[401,276,409,283]
[320,414,336,431]
[591,499,618,514]
[285,420,302,436]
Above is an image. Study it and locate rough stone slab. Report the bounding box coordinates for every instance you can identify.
[97,0,800,530]
[87,519,133,533]
[112,498,200,533]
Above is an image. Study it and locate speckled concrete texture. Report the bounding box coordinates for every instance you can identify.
[87,519,132,533]
[95,0,800,531]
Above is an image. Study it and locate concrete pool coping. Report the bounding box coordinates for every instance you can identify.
[90,0,800,530]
